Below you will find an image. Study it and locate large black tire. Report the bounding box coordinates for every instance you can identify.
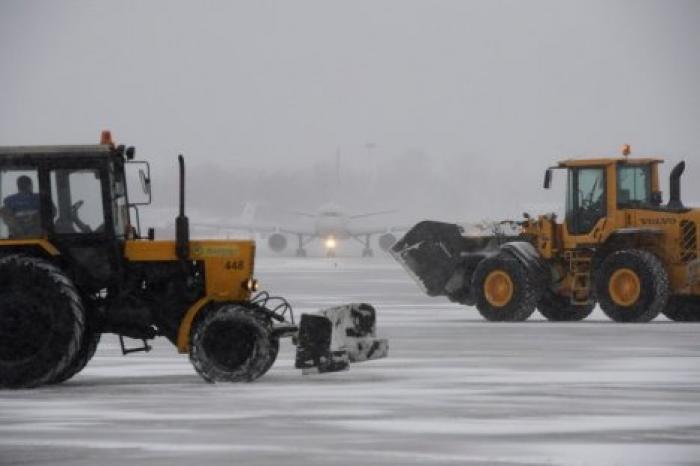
[472,254,538,321]
[189,304,277,383]
[48,330,101,384]
[663,296,700,322]
[595,249,669,323]
[0,255,85,388]
[537,290,595,321]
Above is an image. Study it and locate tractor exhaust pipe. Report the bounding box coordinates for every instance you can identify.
[175,154,190,259]
[668,161,685,209]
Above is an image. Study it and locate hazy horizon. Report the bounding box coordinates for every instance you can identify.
[2,0,699,228]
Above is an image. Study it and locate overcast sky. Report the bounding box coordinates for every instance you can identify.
[1,0,699,224]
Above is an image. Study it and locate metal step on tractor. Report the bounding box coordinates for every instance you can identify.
[0,131,387,389]
[391,145,700,323]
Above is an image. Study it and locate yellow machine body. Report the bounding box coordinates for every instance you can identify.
[522,156,700,299]
[124,239,257,352]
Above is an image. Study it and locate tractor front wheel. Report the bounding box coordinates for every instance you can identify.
[537,290,595,321]
[0,255,85,388]
[472,254,538,321]
[595,249,669,323]
[189,304,277,383]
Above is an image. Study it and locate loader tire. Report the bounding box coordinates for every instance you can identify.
[595,249,669,323]
[662,296,700,322]
[537,290,595,321]
[472,254,538,321]
[189,304,276,383]
[0,255,85,389]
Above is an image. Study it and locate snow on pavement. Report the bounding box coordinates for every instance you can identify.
[1,256,699,466]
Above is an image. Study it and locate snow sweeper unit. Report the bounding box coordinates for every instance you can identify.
[391,146,700,323]
[0,132,387,388]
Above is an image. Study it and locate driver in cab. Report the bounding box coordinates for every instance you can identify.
[0,176,42,238]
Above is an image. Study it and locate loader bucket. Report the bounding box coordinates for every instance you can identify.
[295,303,388,374]
[390,220,501,303]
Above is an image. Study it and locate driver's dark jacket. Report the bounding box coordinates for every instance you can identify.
[3,192,41,236]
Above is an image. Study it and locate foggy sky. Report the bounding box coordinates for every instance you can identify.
[1,0,699,226]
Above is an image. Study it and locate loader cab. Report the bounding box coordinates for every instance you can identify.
[545,155,663,247]
[0,136,146,292]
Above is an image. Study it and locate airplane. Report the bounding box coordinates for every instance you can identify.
[193,202,400,257]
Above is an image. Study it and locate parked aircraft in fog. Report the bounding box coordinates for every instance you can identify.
[194,202,399,257]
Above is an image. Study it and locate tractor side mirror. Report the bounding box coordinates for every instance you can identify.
[543,168,553,189]
[126,161,152,206]
[139,169,151,196]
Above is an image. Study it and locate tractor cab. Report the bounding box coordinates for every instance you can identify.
[0,132,150,291]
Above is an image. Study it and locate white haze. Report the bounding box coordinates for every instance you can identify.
[1,0,699,229]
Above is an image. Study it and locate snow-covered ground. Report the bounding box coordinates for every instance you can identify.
[1,256,700,466]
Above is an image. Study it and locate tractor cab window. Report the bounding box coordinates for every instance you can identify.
[111,170,128,237]
[617,164,651,206]
[51,169,105,234]
[0,169,42,239]
[566,167,606,235]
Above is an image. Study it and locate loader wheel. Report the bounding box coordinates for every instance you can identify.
[537,290,595,321]
[472,254,538,321]
[662,296,700,322]
[189,304,277,383]
[0,255,85,388]
[595,249,669,323]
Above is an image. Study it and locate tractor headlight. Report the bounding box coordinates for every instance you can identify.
[243,278,259,292]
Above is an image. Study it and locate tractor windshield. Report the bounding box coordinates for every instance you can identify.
[51,169,105,234]
[617,164,651,206]
[112,170,128,237]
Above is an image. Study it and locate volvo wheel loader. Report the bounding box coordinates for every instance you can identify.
[391,146,700,323]
[0,132,387,389]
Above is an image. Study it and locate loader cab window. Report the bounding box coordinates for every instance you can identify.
[51,169,105,234]
[617,164,651,207]
[0,169,42,239]
[566,167,606,235]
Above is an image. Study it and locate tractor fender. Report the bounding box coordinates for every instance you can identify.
[176,297,288,353]
[0,239,60,258]
[176,297,213,353]
[499,241,550,291]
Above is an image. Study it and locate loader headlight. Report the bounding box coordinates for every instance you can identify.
[243,278,259,292]
[325,237,337,249]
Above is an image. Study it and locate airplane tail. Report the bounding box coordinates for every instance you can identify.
[240,202,256,225]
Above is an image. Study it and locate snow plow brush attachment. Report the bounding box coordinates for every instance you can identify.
[295,303,388,374]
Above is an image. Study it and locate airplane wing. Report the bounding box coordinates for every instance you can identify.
[348,210,397,219]
[345,225,396,236]
[191,220,278,234]
[279,227,317,236]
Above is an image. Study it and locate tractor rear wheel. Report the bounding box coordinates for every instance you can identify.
[189,304,277,383]
[472,254,538,321]
[663,296,700,322]
[49,330,100,384]
[537,290,595,321]
[0,255,85,388]
[595,249,669,323]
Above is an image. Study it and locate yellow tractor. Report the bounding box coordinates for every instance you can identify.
[392,146,700,323]
[0,132,387,388]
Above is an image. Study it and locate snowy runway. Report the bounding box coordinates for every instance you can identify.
[1,256,699,465]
